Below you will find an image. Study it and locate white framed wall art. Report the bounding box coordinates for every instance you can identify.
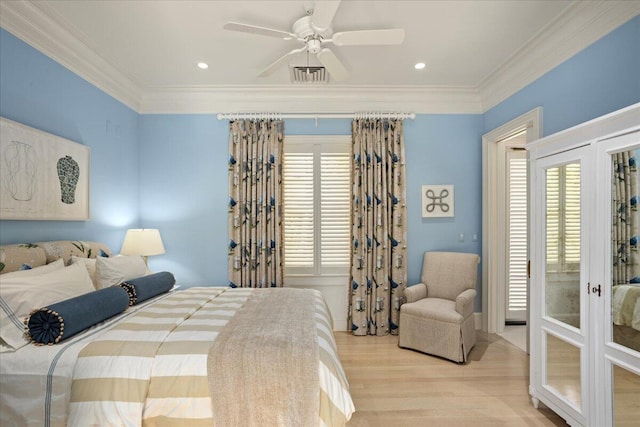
[421,185,454,218]
[0,117,90,220]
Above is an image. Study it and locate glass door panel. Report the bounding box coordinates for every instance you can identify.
[605,140,640,427]
[545,333,582,407]
[545,162,581,329]
[610,149,640,353]
[612,364,640,426]
[598,132,640,427]
[534,145,588,425]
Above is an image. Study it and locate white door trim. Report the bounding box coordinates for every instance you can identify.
[482,107,542,334]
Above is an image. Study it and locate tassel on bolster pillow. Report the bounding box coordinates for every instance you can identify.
[25,286,130,345]
[118,271,176,306]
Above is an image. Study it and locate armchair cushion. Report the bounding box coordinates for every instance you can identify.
[403,283,427,304]
[455,289,477,318]
[402,298,462,324]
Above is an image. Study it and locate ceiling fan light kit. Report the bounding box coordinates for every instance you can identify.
[223,0,405,83]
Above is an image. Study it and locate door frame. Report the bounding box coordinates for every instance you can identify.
[482,107,542,335]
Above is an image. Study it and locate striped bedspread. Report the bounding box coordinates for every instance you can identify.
[67,287,354,426]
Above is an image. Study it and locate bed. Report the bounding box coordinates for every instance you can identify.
[0,241,354,427]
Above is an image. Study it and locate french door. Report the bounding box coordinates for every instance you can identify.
[531,128,640,426]
[596,131,640,427]
[506,148,527,322]
[531,144,591,426]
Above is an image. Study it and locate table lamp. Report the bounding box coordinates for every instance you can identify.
[120,228,165,265]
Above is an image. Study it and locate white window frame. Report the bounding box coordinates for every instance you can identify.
[283,135,351,283]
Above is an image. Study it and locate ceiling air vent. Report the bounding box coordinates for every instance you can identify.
[290,66,329,84]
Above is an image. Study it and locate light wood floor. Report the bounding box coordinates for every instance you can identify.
[335,331,567,427]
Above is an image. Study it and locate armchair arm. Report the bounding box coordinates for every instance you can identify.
[404,283,427,304]
[455,289,477,318]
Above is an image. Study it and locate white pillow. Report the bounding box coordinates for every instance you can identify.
[70,257,98,289]
[0,262,94,351]
[95,255,149,289]
[0,258,65,279]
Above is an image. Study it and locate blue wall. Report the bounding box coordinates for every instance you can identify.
[0,29,140,251]
[484,15,640,135]
[137,115,483,290]
[1,15,639,310]
[404,115,483,286]
[138,115,228,282]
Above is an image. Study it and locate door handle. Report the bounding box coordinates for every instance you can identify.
[591,284,601,297]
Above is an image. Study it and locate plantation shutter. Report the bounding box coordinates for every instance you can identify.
[507,149,528,316]
[546,167,560,271]
[564,164,581,268]
[283,152,314,269]
[321,152,351,271]
[545,163,581,272]
[283,136,351,275]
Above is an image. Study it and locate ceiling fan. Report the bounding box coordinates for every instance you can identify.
[223,0,405,82]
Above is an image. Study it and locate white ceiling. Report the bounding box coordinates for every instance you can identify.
[1,1,638,113]
[27,0,574,87]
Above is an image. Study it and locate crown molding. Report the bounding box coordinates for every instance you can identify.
[479,0,640,112]
[0,0,142,111]
[1,1,638,115]
[139,85,483,114]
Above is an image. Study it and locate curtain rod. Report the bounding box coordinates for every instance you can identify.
[216,112,416,121]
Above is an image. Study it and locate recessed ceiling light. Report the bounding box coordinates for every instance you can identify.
[414,62,426,70]
[197,62,209,69]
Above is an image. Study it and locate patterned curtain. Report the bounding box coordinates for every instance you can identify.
[613,151,640,285]
[349,119,407,336]
[228,119,284,288]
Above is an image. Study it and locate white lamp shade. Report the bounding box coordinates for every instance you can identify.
[121,229,165,257]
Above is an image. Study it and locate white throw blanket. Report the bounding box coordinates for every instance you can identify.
[208,288,319,427]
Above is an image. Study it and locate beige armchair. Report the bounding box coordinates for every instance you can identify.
[399,251,480,363]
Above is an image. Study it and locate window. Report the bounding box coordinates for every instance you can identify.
[546,163,581,272]
[506,145,527,318]
[283,136,351,276]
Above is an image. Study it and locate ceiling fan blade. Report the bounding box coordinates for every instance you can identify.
[223,22,297,40]
[317,48,349,82]
[332,29,405,46]
[258,48,306,77]
[310,0,341,33]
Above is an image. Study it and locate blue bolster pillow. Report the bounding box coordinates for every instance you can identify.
[119,271,175,305]
[25,286,130,345]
